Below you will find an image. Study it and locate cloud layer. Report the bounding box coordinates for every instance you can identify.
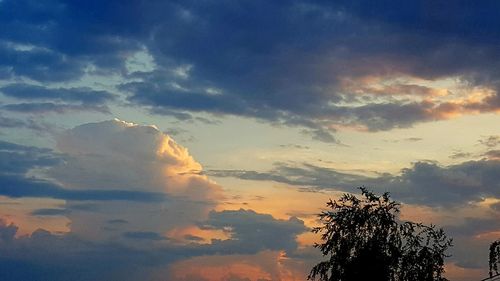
[210,159,500,207]
[0,119,310,280]
[2,1,500,140]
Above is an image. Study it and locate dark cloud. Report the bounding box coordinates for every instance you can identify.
[0,140,60,174]
[1,84,115,104]
[0,84,115,114]
[2,102,110,114]
[405,137,423,142]
[2,1,500,139]
[0,221,182,281]
[0,115,32,129]
[183,234,204,242]
[450,150,473,160]
[445,217,500,238]
[199,209,308,254]
[0,115,54,133]
[384,137,423,143]
[0,140,166,202]
[210,159,500,207]
[440,217,500,270]
[279,144,310,150]
[209,163,375,193]
[0,174,167,202]
[107,219,128,225]
[0,42,86,82]
[479,135,500,148]
[392,160,500,206]
[116,1,500,136]
[328,1,500,45]
[304,128,338,143]
[31,208,69,216]
[123,231,166,241]
[0,208,308,281]
[484,150,500,160]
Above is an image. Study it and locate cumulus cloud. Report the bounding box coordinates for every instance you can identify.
[0,200,309,281]
[0,119,312,280]
[0,139,166,202]
[0,214,309,281]
[52,119,220,199]
[211,159,500,274]
[0,219,182,281]
[0,119,224,241]
[41,119,222,241]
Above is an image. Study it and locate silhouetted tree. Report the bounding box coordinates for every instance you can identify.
[309,187,452,281]
[489,240,500,277]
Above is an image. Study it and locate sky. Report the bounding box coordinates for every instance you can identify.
[1,1,500,280]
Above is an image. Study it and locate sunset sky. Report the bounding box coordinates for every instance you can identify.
[1,1,500,280]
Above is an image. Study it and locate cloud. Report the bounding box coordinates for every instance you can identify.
[0,140,61,178]
[200,209,308,254]
[31,208,68,216]
[0,119,314,280]
[210,159,500,207]
[114,1,500,136]
[123,231,166,241]
[107,219,128,225]
[0,207,309,280]
[2,1,500,140]
[0,216,310,281]
[0,139,166,202]
[2,102,110,114]
[1,84,115,104]
[209,163,373,193]
[439,217,500,270]
[51,119,221,200]
[38,119,223,241]
[168,250,308,281]
[479,135,500,148]
[450,150,473,160]
[484,150,500,160]
[0,41,86,82]
[0,114,55,133]
[0,119,224,244]
[0,84,115,114]
[0,220,183,281]
[0,174,167,202]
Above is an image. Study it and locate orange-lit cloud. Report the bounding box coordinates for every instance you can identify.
[48,119,223,241]
[166,225,230,244]
[0,197,69,236]
[340,75,450,97]
[167,250,308,281]
[445,262,487,281]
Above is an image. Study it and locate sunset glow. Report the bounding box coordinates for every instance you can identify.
[1,1,500,280]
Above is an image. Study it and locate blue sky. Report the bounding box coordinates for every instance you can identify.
[1,1,500,280]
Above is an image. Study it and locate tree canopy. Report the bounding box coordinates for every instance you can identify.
[309,187,452,281]
[489,240,500,278]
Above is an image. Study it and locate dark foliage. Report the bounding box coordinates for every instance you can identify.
[489,240,500,277]
[309,187,452,281]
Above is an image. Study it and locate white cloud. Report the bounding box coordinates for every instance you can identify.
[49,119,222,241]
